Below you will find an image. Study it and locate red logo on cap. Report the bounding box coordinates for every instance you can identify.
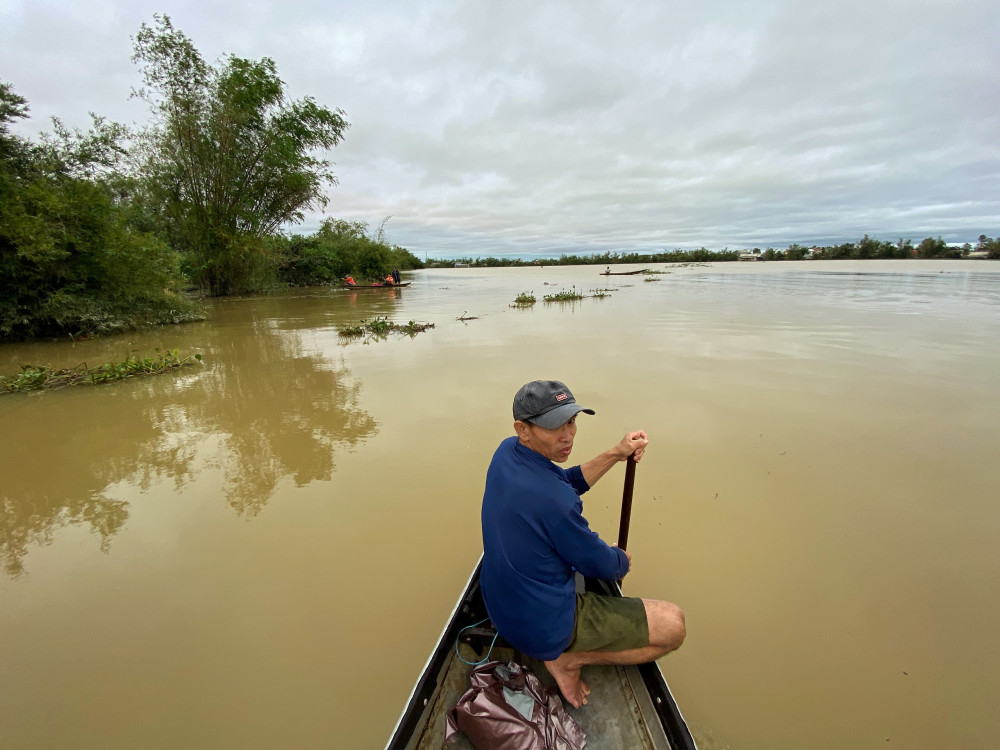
[555,393,567,401]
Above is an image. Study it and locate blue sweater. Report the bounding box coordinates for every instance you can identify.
[480,436,630,660]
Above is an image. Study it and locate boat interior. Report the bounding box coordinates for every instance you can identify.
[390,571,687,750]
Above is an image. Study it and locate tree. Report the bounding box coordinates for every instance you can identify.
[0,82,196,340]
[975,234,1000,259]
[856,234,876,259]
[274,217,423,286]
[131,15,349,295]
[0,83,30,172]
[915,236,951,258]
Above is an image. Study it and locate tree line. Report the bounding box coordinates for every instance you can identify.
[1,15,421,342]
[434,248,741,268]
[433,234,999,269]
[759,234,1000,261]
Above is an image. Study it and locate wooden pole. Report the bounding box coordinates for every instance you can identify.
[616,453,637,587]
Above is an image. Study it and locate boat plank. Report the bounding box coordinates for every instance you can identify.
[405,643,667,750]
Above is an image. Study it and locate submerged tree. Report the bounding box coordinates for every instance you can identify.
[131,15,349,295]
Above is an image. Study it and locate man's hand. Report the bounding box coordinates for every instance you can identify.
[616,430,648,462]
[612,543,633,572]
[580,430,649,488]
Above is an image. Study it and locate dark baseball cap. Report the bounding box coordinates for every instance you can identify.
[513,380,595,429]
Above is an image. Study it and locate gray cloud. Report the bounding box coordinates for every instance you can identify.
[3,0,997,257]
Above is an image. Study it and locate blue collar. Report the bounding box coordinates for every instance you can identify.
[512,438,568,481]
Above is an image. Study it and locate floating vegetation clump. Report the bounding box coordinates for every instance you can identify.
[0,349,203,393]
[512,291,536,307]
[337,323,365,337]
[398,320,435,335]
[337,316,435,342]
[644,276,662,282]
[543,287,584,302]
[590,289,612,298]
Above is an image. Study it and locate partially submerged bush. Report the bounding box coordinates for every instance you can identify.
[543,286,584,302]
[0,349,203,393]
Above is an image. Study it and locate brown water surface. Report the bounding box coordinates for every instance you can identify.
[1,261,998,749]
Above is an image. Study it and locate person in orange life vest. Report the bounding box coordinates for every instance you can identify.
[345,275,356,286]
[385,274,395,285]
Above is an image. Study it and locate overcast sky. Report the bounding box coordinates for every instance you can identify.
[3,0,999,258]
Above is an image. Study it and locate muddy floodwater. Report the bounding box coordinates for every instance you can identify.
[1,260,998,749]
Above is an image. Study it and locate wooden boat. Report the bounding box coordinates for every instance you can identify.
[384,556,697,750]
[341,282,411,288]
[600,269,648,276]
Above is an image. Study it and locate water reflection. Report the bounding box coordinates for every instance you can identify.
[194,331,377,517]
[0,304,377,578]
[340,286,404,308]
[0,389,191,578]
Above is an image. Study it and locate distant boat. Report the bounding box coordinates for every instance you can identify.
[341,282,411,288]
[600,269,647,276]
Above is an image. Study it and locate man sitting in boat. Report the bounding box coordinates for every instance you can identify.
[480,380,686,709]
[384,274,395,285]
[344,275,356,286]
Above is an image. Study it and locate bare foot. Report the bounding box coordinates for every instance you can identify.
[544,659,591,708]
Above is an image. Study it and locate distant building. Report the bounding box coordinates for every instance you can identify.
[738,252,760,261]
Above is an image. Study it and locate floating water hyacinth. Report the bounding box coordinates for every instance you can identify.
[337,317,435,341]
[543,286,583,302]
[0,349,202,393]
